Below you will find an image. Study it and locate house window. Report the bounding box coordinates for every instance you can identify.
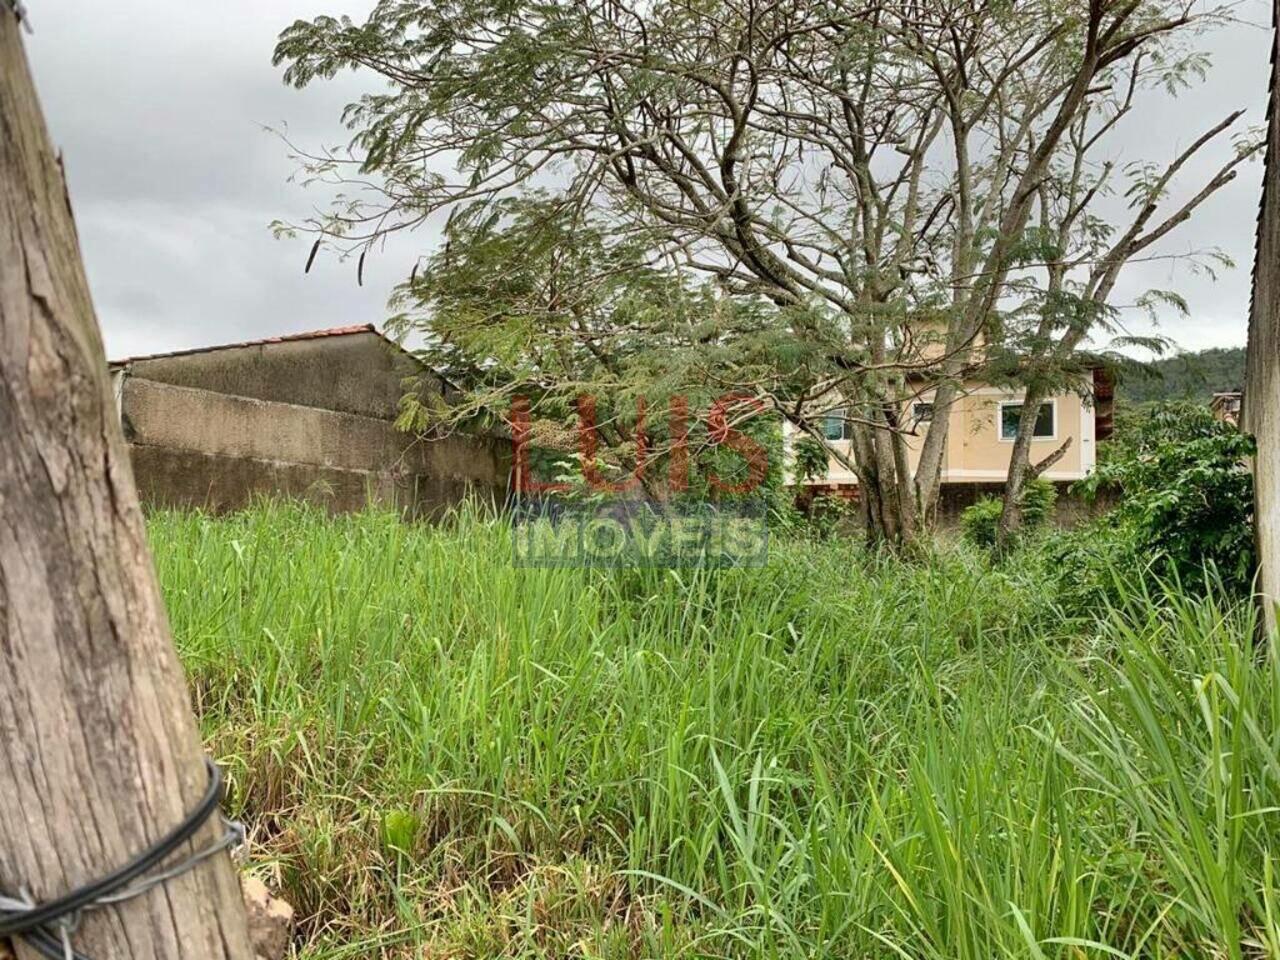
[912,402,934,424]
[999,401,1055,441]
[822,409,851,441]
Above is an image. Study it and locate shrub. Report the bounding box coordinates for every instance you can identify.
[960,477,1057,549]
[1019,476,1058,529]
[960,496,1003,548]
[805,493,861,539]
[1075,400,1255,593]
[1037,520,1149,618]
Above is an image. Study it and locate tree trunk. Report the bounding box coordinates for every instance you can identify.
[885,404,920,545]
[996,383,1048,550]
[915,8,1113,523]
[1245,0,1280,637]
[914,379,957,522]
[850,423,902,547]
[0,12,254,960]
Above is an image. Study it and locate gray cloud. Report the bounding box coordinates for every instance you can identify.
[26,0,387,360]
[23,1,1273,360]
[1099,0,1272,355]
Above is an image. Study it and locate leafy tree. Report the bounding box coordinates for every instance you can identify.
[991,101,1260,549]
[1076,400,1256,591]
[275,0,1236,547]
[388,196,795,502]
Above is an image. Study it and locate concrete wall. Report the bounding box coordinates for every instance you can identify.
[116,332,510,516]
[120,330,441,421]
[1245,1,1280,634]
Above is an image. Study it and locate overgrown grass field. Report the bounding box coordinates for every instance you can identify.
[151,502,1280,959]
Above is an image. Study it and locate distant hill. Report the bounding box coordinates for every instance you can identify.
[1116,347,1245,404]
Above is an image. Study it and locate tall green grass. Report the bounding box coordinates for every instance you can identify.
[149,501,1280,958]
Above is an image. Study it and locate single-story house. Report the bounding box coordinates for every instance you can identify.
[110,324,510,516]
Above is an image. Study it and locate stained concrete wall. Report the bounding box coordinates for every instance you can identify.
[120,330,441,421]
[115,331,509,516]
[1245,1,1280,634]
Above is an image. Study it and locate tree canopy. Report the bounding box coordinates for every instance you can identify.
[275,0,1255,544]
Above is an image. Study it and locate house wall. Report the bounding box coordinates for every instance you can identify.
[798,382,1096,486]
[115,333,510,516]
[944,387,1090,481]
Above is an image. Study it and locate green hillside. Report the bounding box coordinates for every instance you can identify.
[1117,346,1245,404]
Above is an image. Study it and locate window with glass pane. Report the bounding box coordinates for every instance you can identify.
[822,409,849,440]
[1000,402,1054,440]
[912,402,934,423]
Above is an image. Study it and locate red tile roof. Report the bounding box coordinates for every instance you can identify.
[109,324,381,367]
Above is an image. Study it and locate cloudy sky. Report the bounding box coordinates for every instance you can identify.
[23,0,1276,361]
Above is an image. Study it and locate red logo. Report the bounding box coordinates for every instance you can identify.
[509,394,768,495]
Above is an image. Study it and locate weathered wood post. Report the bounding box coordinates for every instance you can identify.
[0,7,255,959]
[1246,0,1280,636]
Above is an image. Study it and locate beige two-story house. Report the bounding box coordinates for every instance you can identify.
[787,370,1114,501]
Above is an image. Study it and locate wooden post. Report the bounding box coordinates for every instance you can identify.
[1246,0,1280,637]
[0,9,254,959]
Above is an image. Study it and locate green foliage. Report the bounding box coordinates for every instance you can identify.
[803,494,861,540]
[960,478,1057,549]
[384,195,732,424]
[377,193,825,512]
[1019,476,1058,528]
[150,501,1280,959]
[960,496,1004,549]
[1035,521,1150,618]
[791,435,831,484]
[1076,400,1255,592]
[1117,346,1245,404]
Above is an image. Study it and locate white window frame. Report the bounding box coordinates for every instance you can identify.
[997,399,1057,443]
[821,408,852,443]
